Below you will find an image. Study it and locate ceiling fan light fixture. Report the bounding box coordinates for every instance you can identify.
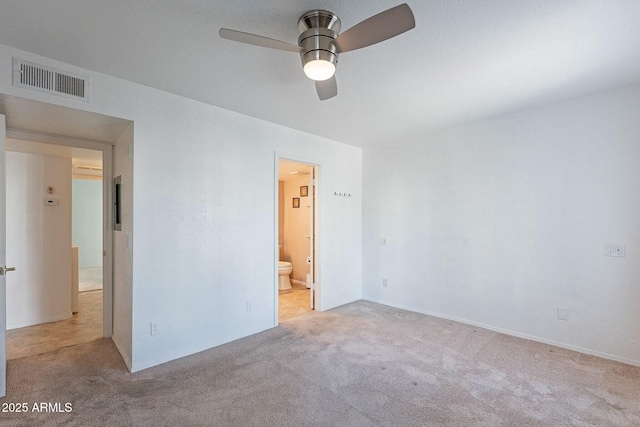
[298,22,339,82]
[219,4,415,100]
[303,59,335,81]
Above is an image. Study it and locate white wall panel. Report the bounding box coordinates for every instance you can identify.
[363,85,640,366]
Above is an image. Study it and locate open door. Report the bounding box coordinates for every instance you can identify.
[308,167,315,309]
[276,157,319,319]
[1,114,7,397]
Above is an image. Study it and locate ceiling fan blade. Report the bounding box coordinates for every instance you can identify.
[316,76,337,100]
[332,3,415,53]
[219,28,301,53]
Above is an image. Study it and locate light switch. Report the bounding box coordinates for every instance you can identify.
[557,307,569,321]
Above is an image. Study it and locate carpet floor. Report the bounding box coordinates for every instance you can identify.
[1,300,639,426]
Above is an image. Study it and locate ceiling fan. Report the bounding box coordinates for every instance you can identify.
[219,3,415,100]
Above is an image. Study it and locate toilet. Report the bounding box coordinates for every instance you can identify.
[278,261,293,290]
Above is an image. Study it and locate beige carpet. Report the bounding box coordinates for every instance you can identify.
[2,300,640,426]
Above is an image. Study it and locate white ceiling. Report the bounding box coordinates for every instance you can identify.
[0,94,132,143]
[6,137,103,168]
[1,1,639,148]
[278,160,312,182]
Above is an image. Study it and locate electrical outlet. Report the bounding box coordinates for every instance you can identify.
[382,278,388,288]
[150,322,160,335]
[605,243,626,257]
[246,301,252,312]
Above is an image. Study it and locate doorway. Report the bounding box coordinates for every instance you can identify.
[73,162,104,294]
[4,136,108,359]
[0,95,132,396]
[277,158,318,322]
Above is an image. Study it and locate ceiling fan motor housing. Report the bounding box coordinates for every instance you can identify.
[297,10,341,76]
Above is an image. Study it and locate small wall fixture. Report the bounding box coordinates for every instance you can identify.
[114,175,122,231]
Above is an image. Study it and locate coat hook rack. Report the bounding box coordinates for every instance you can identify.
[334,191,352,197]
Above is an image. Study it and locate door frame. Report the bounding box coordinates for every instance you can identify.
[274,152,321,324]
[1,114,6,397]
[6,128,114,338]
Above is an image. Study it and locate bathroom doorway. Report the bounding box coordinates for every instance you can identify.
[277,158,318,322]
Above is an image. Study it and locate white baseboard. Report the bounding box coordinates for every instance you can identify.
[111,334,132,372]
[363,297,640,368]
[130,323,277,373]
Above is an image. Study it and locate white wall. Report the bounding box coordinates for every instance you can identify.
[0,44,362,371]
[131,101,362,370]
[112,123,134,370]
[6,150,72,329]
[72,178,103,268]
[363,84,640,366]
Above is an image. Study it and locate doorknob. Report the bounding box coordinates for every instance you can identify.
[0,266,16,275]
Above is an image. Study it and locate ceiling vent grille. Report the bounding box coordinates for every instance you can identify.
[13,58,90,102]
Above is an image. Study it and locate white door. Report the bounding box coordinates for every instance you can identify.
[309,167,315,309]
[1,114,7,397]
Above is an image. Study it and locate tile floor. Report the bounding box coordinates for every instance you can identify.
[6,290,103,360]
[279,282,312,321]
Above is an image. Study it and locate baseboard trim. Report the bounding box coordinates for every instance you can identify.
[130,323,277,373]
[111,334,132,372]
[363,297,640,368]
[7,312,73,330]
